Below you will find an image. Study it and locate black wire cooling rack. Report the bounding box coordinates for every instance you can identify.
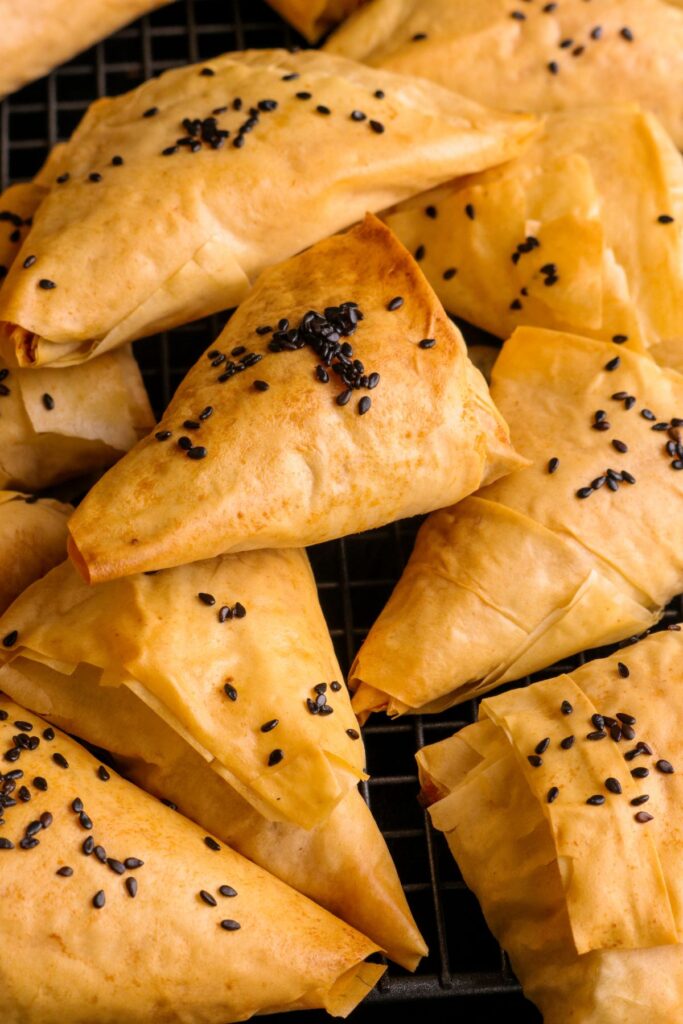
[2,3,681,1022]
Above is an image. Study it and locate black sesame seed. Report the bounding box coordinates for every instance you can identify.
[635,811,653,823]
[268,749,284,767]
[38,279,56,290]
[155,431,172,441]
[112,155,124,166]
[631,767,649,779]
[369,120,385,134]
[82,837,94,855]
[631,794,649,806]
[253,380,269,392]
[88,172,102,183]
[0,838,14,850]
[658,214,674,224]
[590,26,602,39]
[547,61,559,74]
[233,602,246,619]
[220,919,241,931]
[258,99,278,112]
[330,681,342,692]
[561,700,573,715]
[52,753,68,769]
[548,457,560,474]
[260,719,279,733]
[43,728,54,741]
[346,729,360,740]
[33,777,47,791]
[509,299,523,311]
[637,742,653,755]
[586,730,607,741]
[604,357,620,371]
[316,105,331,115]
[605,777,622,794]
[93,890,106,909]
[56,866,73,876]
[187,446,207,460]
[418,338,436,349]
[414,244,425,261]
[224,683,237,701]
[204,836,220,851]
[641,409,656,421]
[535,737,550,755]
[591,714,605,730]
[387,296,404,312]
[560,736,575,749]
[41,393,55,411]
[219,885,237,897]
[610,723,622,742]
[612,439,628,453]
[200,67,215,76]
[547,786,559,803]
[358,396,371,415]
[79,811,93,830]
[124,858,144,869]
[412,32,427,41]
[586,795,605,806]
[576,487,593,499]
[200,889,218,906]
[23,255,36,269]
[143,107,159,118]
[3,631,18,648]
[162,146,178,156]
[296,91,312,100]
[622,471,636,484]
[126,877,138,898]
[620,26,634,41]
[527,755,543,768]
[183,420,200,430]
[612,334,629,344]
[218,606,232,623]
[199,406,213,420]
[282,73,299,81]
[336,389,352,407]
[97,766,110,782]
[464,203,475,220]
[56,173,70,183]
[198,592,216,606]
[107,858,125,875]
[617,662,630,679]
[510,10,526,19]
[656,759,674,774]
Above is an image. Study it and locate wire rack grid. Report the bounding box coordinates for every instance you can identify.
[2,3,680,1022]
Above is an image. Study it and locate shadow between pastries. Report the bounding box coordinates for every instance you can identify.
[351,326,683,719]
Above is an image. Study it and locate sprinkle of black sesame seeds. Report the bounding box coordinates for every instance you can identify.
[656,759,674,774]
[17,786,30,802]
[219,885,237,897]
[610,724,622,742]
[527,754,543,768]
[38,279,56,290]
[560,736,575,749]
[612,439,628,454]
[220,919,241,931]
[605,778,622,795]
[200,889,218,906]
[204,836,220,851]
[358,396,371,415]
[268,749,284,767]
[126,877,138,898]
[635,811,653,823]
[56,866,73,876]
[587,795,606,806]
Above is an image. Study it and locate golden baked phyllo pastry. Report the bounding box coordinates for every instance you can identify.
[351,326,683,719]
[0,49,535,368]
[266,0,365,41]
[66,215,523,581]
[0,696,384,1023]
[0,179,154,489]
[326,0,683,148]
[0,1,171,99]
[0,491,70,613]
[418,629,683,1024]
[0,546,426,969]
[384,105,683,371]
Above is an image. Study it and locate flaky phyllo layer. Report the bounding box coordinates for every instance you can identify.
[351,328,683,718]
[418,630,683,1024]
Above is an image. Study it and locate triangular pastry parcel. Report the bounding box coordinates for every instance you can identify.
[0,1,171,99]
[0,179,154,489]
[0,49,535,368]
[384,105,683,371]
[0,546,427,969]
[0,695,384,1022]
[326,0,683,148]
[0,491,70,614]
[67,215,523,581]
[418,629,683,1024]
[351,326,683,718]
[266,0,364,42]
